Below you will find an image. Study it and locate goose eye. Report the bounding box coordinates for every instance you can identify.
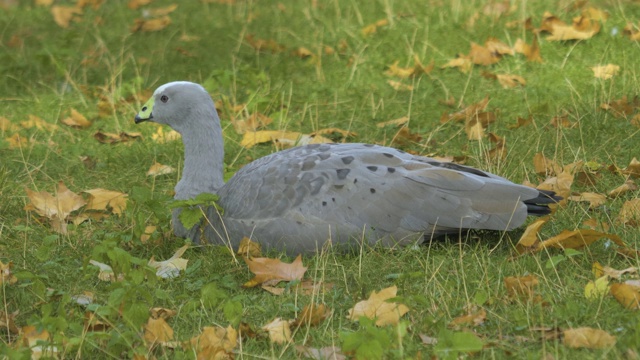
[160,95,169,103]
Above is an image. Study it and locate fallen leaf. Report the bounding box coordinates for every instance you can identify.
[84,188,128,215]
[0,117,19,132]
[25,182,86,233]
[144,317,174,345]
[244,34,285,53]
[568,192,606,209]
[295,345,346,360]
[20,114,58,131]
[50,5,82,28]
[188,325,237,359]
[592,64,620,80]
[127,0,152,9]
[387,80,413,91]
[582,218,610,231]
[496,74,526,88]
[515,218,548,253]
[390,126,422,147]
[146,162,175,177]
[0,261,17,285]
[240,130,331,149]
[361,18,388,36]
[563,327,616,349]
[131,15,171,32]
[310,127,356,139]
[231,112,273,134]
[94,130,142,144]
[600,96,639,118]
[440,97,490,124]
[622,158,640,178]
[537,170,574,201]
[504,275,543,303]
[293,279,335,296]
[376,116,409,128]
[550,113,575,128]
[144,4,177,17]
[21,325,60,359]
[465,118,485,140]
[610,283,640,309]
[59,108,91,128]
[623,23,640,41]
[469,42,500,65]
[533,153,562,176]
[262,318,292,344]
[617,199,640,227]
[585,276,609,300]
[347,285,409,326]
[237,237,261,258]
[514,37,542,62]
[292,303,330,327]
[292,47,314,59]
[384,57,433,78]
[441,56,473,73]
[449,307,486,328]
[603,266,637,280]
[151,126,181,143]
[148,244,189,279]
[537,229,623,251]
[0,310,19,334]
[89,260,122,282]
[243,254,307,287]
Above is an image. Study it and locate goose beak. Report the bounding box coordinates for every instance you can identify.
[135,97,155,124]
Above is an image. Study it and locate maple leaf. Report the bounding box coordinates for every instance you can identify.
[61,108,92,128]
[131,15,172,32]
[237,237,262,258]
[187,325,238,358]
[0,260,17,285]
[262,318,292,344]
[567,192,606,209]
[25,182,86,233]
[563,327,616,349]
[243,254,307,287]
[148,244,190,279]
[292,303,330,327]
[592,64,620,80]
[50,5,82,28]
[617,199,640,227]
[147,162,175,177]
[84,188,128,215]
[347,285,409,326]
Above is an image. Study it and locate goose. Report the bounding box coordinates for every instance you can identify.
[135,81,559,254]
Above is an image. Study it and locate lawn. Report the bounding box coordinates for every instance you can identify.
[2,0,640,358]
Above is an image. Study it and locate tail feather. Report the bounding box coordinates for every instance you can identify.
[524,190,562,216]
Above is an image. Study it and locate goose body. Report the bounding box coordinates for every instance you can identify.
[135,81,558,254]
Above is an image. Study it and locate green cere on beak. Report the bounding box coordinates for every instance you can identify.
[135,97,155,124]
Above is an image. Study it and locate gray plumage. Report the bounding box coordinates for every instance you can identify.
[135,81,559,254]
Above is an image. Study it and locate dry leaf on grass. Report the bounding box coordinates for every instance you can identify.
[592,64,620,80]
[94,130,142,144]
[147,162,175,177]
[537,229,624,251]
[240,130,332,149]
[262,318,292,344]
[504,275,544,303]
[20,325,60,359]
[151,126,181,143]
[622,158,640,178]
[144,317,174,345]
[515,218,548,253]
[25,182,86,234]
[514,37,542,62]
[61,108,91,128]
[242,254,307,287]
[231,112,273,134]
[51,5,82,28]
[610,283,640,309]
[600,96,640,118]
[567,192,606,209]
[148,244,189,279]
[608,180,637,198]
[0,261,17,285]
[387,80,413,91]
[84,312,109,332]
[616,199,640,227]
[347,285,409,326]
[237,237,261,258]
[20,114,58,131]
[584,276,609,300]
[84,188,128,215]
[131,15,171,32]
[295,345,346,360]
[496,74,526,88]
[449,307,486,328]
[292,303,330,327]
[563,327,616,349]
[377,116,409,128]
[533,153,562,176]
[361,18,388,36]
[441,57,473,73]
[187,326,237,358]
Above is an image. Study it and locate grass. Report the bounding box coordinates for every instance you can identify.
[2,0,640,358]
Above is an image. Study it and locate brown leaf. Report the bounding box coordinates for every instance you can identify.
[262,318,292,344]
[25,182,86,233]
[376,116,409,128]
[465,118,485,140]
[387,80,413,91]
[485,38,514,56]
[449,307,486,328]
[244,34,285,53]
[0,310,19,334]
[469,42,500,65]
[145,4,178,17]
[496,74,526,88]
[582,218,610,232]
[622,158,640,178]
[144,317,174,345]
[600,96,640,118]
[623,23,640,41]
[347,285,409,326]
[231,113,273,134]
[127,0,152,9]
[295,345,346,360]
[592,64,620,80]
[550,113,575,128]
[61,108,92,128]
[546,22,599,41]
[187,325,237,358]
[0,261,17,285]
[610,283,640,309]
[50,5,82,28]
[537,229,624,251]
[237,237,262,258]
[361,18,388,36]
[151,126,181,143]
[146,162,175,177]
[504,275,543,303]
[293,279,335,296]
[563,327,616,349]
[84,188,128,215]
[536,170,573,201]
[293,303,330,327]
[609,180,637,198]
[515,218,548,253]
[243,254,307,287]
[240,130,332,149]
[390,126,422,147]
[617,199,640,227]
[84,311,109,331]
[533,153,562,176]
[0,117,18,132]
[20,114,58,131]
[441,56,473,73]
[514,37,542,62]
[131,15,171,32]
[310,127,357,139]
[568,192,606,209]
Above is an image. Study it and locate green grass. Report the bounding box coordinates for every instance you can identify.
[2,0,640,358]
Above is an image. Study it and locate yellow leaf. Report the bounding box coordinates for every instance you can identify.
[144,317,174,345]
[188,326,237,358]
[237,237,262,258]
[469,42,500,65]
[515,218,548,253]
[148,244,190,279]
[616,198,640,227]
[20,114,58,131]
[151,126,181,143]
[449,307,486,328]
[0,261,17,285]
[146,162,175,177]
[611,283,640,309]
[231,112,273,134]
[127,0,152,10]
[140,225,157,243]
[131,15,171,32]
[563,327,616,349]
[5,133,30,149]
[150,307,177,319]
[61,108,92,128]
[465,119,485,140]
[243,254,307,287]
[592,64,620,80]
[24,182,86,234]
[504,275,542,302]
[262,318,292,344]
[310,127,357,138]
[441,57,473,73]
[496,74,526,88]
[347,285,410,326]
[361,18,388,36]
[387,80,413,91]
[537,229,624,251]
[0,117,19,132]
[584,276,609,300]
[240,130,331,149]
[567,192,607,209]
[546,23,598,41]
[376,116,409,128]
[145,4,178,17]
[50,5,82,28]
[608,180,637,198]
[84,188,128,215]
[292,303,330,327]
